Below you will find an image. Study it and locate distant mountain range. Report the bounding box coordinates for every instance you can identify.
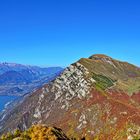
[0,62,63,96]
[0,54,140,139]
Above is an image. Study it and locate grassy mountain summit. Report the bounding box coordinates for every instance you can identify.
[79,54,140,95]
[0,54,140,140]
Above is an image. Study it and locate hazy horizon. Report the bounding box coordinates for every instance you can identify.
[0,53,139,68]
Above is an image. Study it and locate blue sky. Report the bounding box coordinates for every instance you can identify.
[0,0,140,67]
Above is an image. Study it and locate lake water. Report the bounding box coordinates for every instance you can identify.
[0,95,18,112]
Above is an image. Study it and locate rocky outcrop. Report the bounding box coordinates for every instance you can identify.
[51,62,95,109]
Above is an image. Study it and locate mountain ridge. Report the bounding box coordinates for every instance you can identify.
[0,62,63,96]
[0,54,140,139]
[0,63,63,112]
[89,54,140,68]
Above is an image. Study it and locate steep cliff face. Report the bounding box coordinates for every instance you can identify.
[0,54,140,139]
